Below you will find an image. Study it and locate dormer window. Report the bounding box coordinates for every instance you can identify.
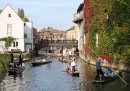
[8,14,11,17]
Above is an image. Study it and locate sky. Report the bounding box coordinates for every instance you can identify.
[0,0,83,31]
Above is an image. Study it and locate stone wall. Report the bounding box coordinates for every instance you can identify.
[79,53,130,72]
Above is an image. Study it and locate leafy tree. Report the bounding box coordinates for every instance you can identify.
[24,17,29,22]
[18,8,24,18]
[0,36,15,52]
[17,8,29,22]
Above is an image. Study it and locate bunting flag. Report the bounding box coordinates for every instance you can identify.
[84,0,91,35]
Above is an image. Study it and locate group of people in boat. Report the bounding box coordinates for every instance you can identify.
[95,57,121,81]
[34,58,48,62]
[57,47,76,62]
[64,55,77,74]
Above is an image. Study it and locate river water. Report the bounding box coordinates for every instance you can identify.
[0,57,130,91]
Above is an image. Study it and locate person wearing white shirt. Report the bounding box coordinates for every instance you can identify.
[70,56,76,73]
[63,49,66,56]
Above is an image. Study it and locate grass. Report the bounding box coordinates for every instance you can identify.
[0,53,19,62]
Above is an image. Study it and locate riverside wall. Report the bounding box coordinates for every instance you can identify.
[79,52,130,72]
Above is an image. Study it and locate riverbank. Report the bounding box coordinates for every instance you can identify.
[79,51,130,72]
[0,55,8,82]
[0,52,32,80]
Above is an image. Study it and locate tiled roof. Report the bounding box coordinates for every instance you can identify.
[67,26,75,31]
[41,29,66,34]
[0,10,2,14]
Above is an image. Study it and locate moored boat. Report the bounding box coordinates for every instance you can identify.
[8,66,25,75]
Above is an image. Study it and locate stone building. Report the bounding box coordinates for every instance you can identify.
[39,28,66,41]
[66,24,78,40]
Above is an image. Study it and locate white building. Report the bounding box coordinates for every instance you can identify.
[0,4,33,52]
[73,2,84,55]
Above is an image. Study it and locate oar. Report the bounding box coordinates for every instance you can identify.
[89,47,127,85]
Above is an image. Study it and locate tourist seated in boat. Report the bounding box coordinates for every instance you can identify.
[104,68,113,77]
[35,58,41,62]
[112,70,121,76]
[64,56,72,72]
[64,62,71,72]
[46,51,51,58]
[41,59,46,62]
[68,49,72,57]
[8,62,21,71]
[56,53,61,56]
[8,61,14,67]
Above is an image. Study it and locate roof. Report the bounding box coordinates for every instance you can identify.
[40,29,66,34]
[0,10,2,14]
[77,2,84,12]
[67,26,75,31]
[1,4,25,22]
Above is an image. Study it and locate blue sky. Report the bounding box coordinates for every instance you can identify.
[0,0,83,31]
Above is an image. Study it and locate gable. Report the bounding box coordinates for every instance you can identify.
[0,4,24,23]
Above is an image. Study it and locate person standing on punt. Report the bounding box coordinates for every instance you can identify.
[10,51,14,62]
[19,51,23,67]
[95,57,105,81]
[71,56,76,73]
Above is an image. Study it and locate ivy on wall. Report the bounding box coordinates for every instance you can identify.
[86,0,130,64]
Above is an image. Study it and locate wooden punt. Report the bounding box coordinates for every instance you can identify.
[66,70,79,77]
[8,66,25,75]
[58,59,68,63]
[31,60,52,66]
[93,71,122,84]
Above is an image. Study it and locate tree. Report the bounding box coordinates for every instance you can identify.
[17,8,29,22]
[18,8,24,18]
[0,36,15,52]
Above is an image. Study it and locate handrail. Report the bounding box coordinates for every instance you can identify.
[39,40,78,44]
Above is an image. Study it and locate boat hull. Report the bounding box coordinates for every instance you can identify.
[93,71,122,84]
[8,66,25,75]
[31,61,52,66]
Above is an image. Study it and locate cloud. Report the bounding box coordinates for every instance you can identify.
[48,4,74,10]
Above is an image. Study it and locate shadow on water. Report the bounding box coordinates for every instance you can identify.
[1,57,130,91]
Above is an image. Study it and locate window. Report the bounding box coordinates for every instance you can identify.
[8,14,11,17]
[7,24,12,35]
[24,34,27,38]
[16,41,18,47]
[13,42,15,47]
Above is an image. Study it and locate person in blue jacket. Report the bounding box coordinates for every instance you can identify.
[95,57,105,80]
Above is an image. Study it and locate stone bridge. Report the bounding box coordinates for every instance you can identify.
[34,40,78,50]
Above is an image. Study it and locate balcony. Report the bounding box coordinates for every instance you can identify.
[73,11,84,24]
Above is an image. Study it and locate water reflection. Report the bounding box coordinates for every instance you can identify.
[1,58,130,91]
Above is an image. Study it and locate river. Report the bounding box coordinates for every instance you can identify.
[0,57,130,91]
